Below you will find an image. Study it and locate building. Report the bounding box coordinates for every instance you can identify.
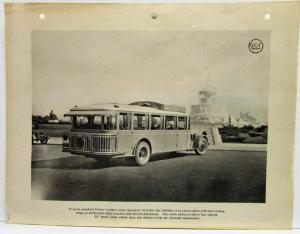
[229,111,266,128]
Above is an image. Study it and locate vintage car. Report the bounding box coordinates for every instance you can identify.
[32,123,49,144]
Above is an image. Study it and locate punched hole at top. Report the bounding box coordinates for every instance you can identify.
[264,12,271,21]
[39,13,46,20]
[151,13,158,20]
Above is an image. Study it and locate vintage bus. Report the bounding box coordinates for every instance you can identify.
[62,102,208,166]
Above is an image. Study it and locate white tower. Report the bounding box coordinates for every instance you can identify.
[191,75,217,124]
[190,76,223,145]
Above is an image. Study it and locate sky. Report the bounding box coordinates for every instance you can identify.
[32,30,270,122]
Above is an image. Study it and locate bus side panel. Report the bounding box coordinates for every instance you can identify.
[117,130,133,155]
[187,132,193,150]
[164,130,177,152]
[177,130,189,151]
[147,130,165,154]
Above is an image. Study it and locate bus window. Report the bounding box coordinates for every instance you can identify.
[188,117,191,130]
[103,115,117,130]
[165,116,177,130]
[75,116,89,129]
[93,116,103,129]
[118,113,131,130]
[178,116,187,130]
[133,114,149,130]
[151,115,163,130]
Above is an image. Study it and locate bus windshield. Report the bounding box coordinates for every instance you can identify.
[72,115,117,130]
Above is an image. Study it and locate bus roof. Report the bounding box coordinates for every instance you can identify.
[64,103,189,117]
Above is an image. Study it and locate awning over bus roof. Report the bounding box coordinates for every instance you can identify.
[64,110,116,116]
[64,103,189,116]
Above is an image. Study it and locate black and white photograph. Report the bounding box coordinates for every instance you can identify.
[31,30,269,203]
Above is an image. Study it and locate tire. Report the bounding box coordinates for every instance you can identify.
[135,141,151,166]
[40,137,48,144]
[195,137,208,155]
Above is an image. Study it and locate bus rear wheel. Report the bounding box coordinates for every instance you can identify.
[195,137,208,155]
[135,141,151,166]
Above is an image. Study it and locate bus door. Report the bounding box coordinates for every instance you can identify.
[117,113,133,154]
[176,116,189,150]
[164,116,178,151]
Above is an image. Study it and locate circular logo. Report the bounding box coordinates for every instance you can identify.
[248,39,264,54]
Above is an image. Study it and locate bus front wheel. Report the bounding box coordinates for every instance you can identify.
[195,137,208,155]
[135,141,151,166]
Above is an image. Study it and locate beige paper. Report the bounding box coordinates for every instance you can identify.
[5,2,300,229]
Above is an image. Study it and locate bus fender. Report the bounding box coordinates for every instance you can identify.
[192,134,209,148]
[132,138,152,155]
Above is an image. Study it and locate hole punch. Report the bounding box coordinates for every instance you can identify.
[39,13,46,20]
[151,12,158,20]
[264,12,271,21]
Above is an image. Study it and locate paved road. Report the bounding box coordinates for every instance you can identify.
[32,145,266,202]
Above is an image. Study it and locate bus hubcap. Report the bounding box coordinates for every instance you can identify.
[199,140,207,151]
[139,147,148,159]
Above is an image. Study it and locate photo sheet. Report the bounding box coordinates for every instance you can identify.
[5,2,300,229]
